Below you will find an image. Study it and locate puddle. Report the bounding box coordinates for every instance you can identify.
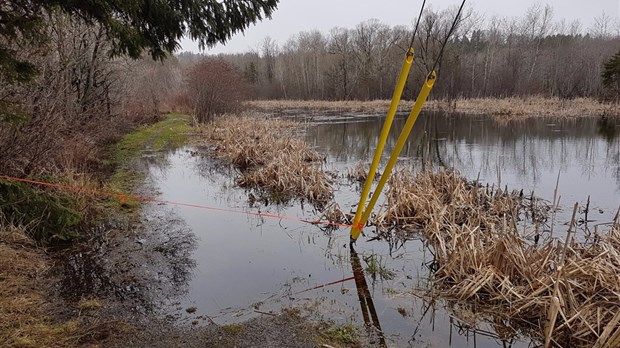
[56,158,197,318]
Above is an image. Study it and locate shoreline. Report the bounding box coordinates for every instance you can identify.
[0,114,359,348]
[248,97,620,118]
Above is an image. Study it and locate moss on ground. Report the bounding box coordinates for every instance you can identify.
[107,113,191,171]
[319,323,360,347]
[104,113,191,208]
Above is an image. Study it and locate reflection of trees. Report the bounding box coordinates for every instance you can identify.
[349,246,386,347]
[598,117,618,142]
[306,111,620,192]
[60,209,197,312]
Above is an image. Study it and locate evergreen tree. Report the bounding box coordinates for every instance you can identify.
[0,0,279,82]
[602,50,620,101]
[244,62,259,84]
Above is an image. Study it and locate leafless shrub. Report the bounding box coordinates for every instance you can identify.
[0,13,163,177]
[184,58,249,124]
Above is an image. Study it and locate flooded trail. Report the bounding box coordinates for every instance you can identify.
[139,111,619,347]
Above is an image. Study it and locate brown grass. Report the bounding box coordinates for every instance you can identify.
[346,162,379,183]
[195,115,333,206]
[431,97,620,118]
[0,224,80,347]
[375,169,620,346]
[0,223,123,347]
[248,97,620,118]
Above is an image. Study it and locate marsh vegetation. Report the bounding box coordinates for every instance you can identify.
[1,1,620,347]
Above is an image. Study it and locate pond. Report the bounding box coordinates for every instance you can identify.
[147,112,619,347]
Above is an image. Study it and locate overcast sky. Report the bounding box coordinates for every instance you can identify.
[180,0,620,54]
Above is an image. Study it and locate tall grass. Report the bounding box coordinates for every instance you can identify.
[195,115,333,207]
[377,169,620,346]
[248,97,620,118]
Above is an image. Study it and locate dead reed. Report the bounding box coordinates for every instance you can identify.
[346,162,370,182]
[195,115,333,206]
[248,97,620,118]
[430,96,620,118]
[248,99,412,114]
[376,169,620,346]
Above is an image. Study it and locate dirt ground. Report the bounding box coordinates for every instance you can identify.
[105,310,343,348]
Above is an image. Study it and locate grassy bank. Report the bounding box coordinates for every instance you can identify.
[0,113,193,347]
[105,113,192,194]
[0,225,78,347]
[249,97,620,118]
[0,221,129,347]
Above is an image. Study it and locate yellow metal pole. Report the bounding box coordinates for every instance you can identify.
[351,71,437,241]
[350,48,414,238]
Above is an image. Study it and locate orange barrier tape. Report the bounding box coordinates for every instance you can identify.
[293,275,362,295]
[0,175,353,229]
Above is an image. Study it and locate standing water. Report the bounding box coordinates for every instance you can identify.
[146,112,619,347]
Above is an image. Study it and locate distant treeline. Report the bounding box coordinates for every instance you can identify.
[181,4,620,101]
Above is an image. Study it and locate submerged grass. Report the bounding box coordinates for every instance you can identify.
[321,323,359,346]
[195,115,333,207]
[106,113,191,194]
[377,169,620,346]
[249,97,620,118]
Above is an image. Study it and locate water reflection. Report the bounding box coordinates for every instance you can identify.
[305,112,620,217]
[350,245,386,347]
[144,111,620,347]
[598,116,619,142]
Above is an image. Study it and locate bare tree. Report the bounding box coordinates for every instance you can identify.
[327,27,355,100]
[0,13,145,176]
[206,7,620,102]
[520,3,555,92]
[590,12,614,38]
[184,58,248,124]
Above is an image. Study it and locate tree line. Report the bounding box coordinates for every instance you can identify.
[198,4,620,101]
[2,2,619,174]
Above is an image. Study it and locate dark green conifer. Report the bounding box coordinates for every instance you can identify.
[602,50,620,101]
[0,0,279,81]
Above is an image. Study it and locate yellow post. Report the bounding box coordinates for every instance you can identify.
[350,48,414,239]
[351,71,437,241]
